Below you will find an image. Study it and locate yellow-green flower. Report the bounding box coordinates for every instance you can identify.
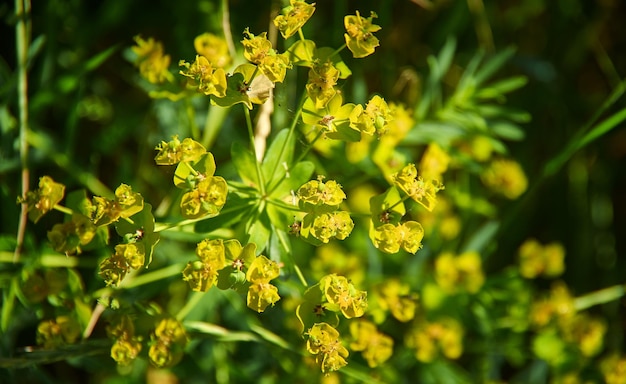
[344,11,381,58]
[259,52,292,83]
[321,274,367,319]
[297,178,346,208]
[392,163,444,211]
[519,238,565,279]
[18,176,65,223]
[306,60,339,109]
[373,279,418,322]
[419,143,450,182]
[246,255,281,312]
[194,33,231,68]
[274,0,316,39]
[302,91,359,142]
[242,29,272,65]
[179,55,228,98]
[149,318,188,368]
[36,316,80,349]
[405,318,464,362]
[154,136,206,165]
[132,36,173,83]
[434,251,485,294]
[180,176,228,219]
[349,95,392,136]
[371,221,424,254]
[306,322,349,373]
[350,320,393,368]
[182,239,227,292]
[481,158,528,199]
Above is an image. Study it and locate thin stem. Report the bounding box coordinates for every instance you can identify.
[574,284,626,312]
[221,0,236,61]
[53,204,74,216]
[176,291,206,321]
[293,263,308,287]
[243,105,267,196]
[14,0,31,263]
[329,43,347,59]
[292,128,324,166]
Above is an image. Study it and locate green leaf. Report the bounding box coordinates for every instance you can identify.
[1,279,17,332]
[270,160,315,199]
[262,129,295,190]
[246,212,271,254]
[490,121,526,141]
[473,46,516,86]
[286,39,316,66]
[403,121,465,146]
[84,45,119,72]
[231,141,259,188]
[475,75,528,99]
[194,194,256,233]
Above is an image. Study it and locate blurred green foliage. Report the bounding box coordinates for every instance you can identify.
[1,0,626,383]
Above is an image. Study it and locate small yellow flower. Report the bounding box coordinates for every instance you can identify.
[350,320,393,367]
[306,60,340,109]
[18,176,65,223]
[132,36,173,84]
[344,11,381,58]
[241,29,272,65]
[481,158,528,199]
[274,0,316,39]
[349,95,393,136]
[419,143,450,182]
[306,322,349,373]
[519,238,565,279]
[434,251,485,294]
[392,163,444,211]
[179,55,228,98]
[194,33,231,68]
[405,318,464,362]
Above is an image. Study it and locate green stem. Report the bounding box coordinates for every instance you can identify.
[243,105,266,196]
[54,204,74,216]
[265,197,300,212]
[293,263,308,287]
[14,0,31,262]
[186,98,201,140]
[329,43,347,59]
[574,284,626,311]
[201,105,229,150]
[176,291,206,321]
[292,127,324,166]
[0,251,96,268]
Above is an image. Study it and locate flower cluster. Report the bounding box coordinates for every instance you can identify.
[392,163,444,212]
[245,255,282,312]
[321,274,368,319]
[131,36,173,84]
[155,137,228,219]
[297,178,354,244]
[273,0,316,39]
[518,238,565,279]
[36,315,80,349]
[370,279,418,323]
[47,213,96,255]
[149,318,188,368]
[107,315,143,366]
[343,11,381,58]
[17,175,65,223]
[99,243,146,287]
[182,239,227,292]
[90,184,144,226]
[481,158,528,199]
[349,320,393,368]
[179,55,228,98]
[405,318,464,363]
[434,251,485,294]
[306,322,349,373]
[242,29,291,83]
